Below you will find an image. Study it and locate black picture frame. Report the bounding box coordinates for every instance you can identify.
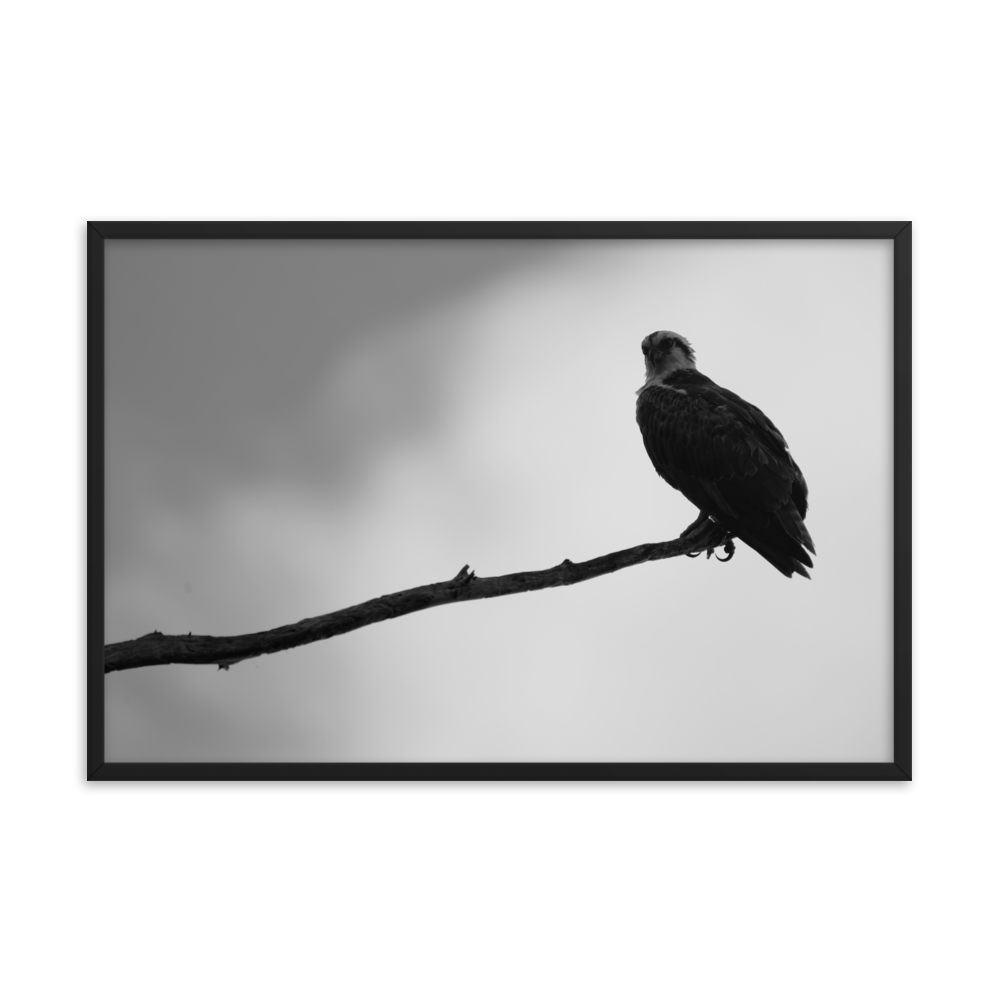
[88,221,912,781]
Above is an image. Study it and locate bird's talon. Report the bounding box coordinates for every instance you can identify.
[715,538,736,563]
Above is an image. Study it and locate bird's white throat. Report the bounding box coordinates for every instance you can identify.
[636,373,689,396]
[637,345,696,394]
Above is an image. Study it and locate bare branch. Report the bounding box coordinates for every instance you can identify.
[104,518,731,673]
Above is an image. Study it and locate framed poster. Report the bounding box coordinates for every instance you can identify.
[88,222,911,779]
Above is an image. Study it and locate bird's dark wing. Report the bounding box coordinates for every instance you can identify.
[636,375,814,577]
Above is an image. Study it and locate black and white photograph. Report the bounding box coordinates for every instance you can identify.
[95,225,907,774]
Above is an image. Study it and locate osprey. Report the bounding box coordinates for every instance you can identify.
[635,331,815,578]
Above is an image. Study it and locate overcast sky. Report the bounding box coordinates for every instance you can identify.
[104,238,893,762]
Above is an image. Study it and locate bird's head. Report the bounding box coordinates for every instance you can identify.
[641,331,697,379]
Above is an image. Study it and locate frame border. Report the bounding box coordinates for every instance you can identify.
[88,221,912,781]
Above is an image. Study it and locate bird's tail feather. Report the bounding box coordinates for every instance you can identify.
[741,535,813,579]
[776,504,816,556]
[730,509,815,579]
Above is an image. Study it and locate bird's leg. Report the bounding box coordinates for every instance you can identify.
[680,510,711,538]
[682,512,729,559]
[683,511,713,556]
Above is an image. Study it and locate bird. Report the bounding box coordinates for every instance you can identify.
[635,330,815,578]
